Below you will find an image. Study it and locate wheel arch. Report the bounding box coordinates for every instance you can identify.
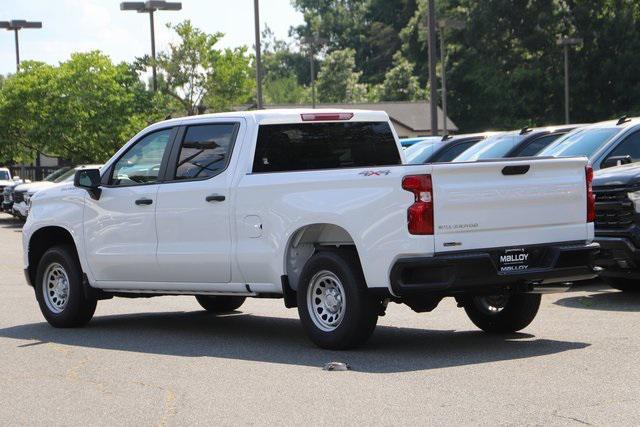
[27,226,80,287]
[283,223,363,292]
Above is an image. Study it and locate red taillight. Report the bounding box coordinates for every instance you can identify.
[586,165,596,222]
[402,174,434,235]
[300,112,354,121]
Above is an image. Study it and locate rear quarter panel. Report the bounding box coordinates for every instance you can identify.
[234,165,434,290]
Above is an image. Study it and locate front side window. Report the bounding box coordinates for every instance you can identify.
[438,140,479,162]
[253,121,401,173]
[604,131,640,163]
[111,128,173,186]
[174,123,238,180]
[0,171,10,180]
[513,133,563,157]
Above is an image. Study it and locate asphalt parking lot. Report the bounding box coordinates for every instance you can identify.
[1,213,639,425]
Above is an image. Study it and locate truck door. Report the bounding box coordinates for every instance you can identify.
[84,127,176,283]
[154,120,243,284]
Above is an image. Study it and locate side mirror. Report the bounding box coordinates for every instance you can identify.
[12,176,20,181]
[602,155,632,169]
[74,168,102,200]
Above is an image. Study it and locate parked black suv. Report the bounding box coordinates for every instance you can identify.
[592,162,640,292]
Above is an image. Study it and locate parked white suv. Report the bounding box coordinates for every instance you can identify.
[23,110,598,349]
[12,166,100,219]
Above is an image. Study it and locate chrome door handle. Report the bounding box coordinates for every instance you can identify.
[135,198,153,206]
[206,194,226,202]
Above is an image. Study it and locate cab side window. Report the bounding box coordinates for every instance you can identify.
[604,131,640,163]
[111,128,173,186]
[434,141,476,162]
[516,133,564,157]
[174,123,238,180]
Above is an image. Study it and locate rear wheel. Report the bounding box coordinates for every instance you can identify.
[464,293,541,334]
[297,250,379,350]
[35,246,97,327]
[195,295,246,313]
[602,276,640,293]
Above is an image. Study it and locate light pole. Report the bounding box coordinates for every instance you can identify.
[253,0,263,109]
[120,1,182,92]
[0,20,42,72]
[301,35,326,108]
[556,36,582,124]
[437,18,465,136]
[426,0,438,135]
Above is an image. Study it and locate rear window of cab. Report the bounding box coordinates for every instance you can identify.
[252,121,401,173]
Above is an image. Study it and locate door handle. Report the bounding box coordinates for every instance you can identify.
[206,194,226,202]
[135,198,153,206]
[502,165,530,175]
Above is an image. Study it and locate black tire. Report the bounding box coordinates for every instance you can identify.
[602,276,640,293]
[34,245,97,328]
[195,295,246,313]
[464,293,541,334]
[297,249,379,350]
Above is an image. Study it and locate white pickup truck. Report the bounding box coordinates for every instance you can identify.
[23,109,598,349]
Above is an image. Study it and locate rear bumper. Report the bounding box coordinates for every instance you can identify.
[390,242,599,297]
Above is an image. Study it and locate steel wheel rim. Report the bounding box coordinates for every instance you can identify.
[474,294,509,315]
[307,270,346,332]
[42,263,70,314]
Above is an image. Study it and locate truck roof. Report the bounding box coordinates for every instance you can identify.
[152,108,390,128]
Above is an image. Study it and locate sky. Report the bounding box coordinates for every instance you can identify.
[0,0,304,75]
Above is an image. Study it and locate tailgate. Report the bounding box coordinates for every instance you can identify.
[431,157,589,253]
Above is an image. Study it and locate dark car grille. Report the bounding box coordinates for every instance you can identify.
[594,187,635,229]
[13,191,25,204]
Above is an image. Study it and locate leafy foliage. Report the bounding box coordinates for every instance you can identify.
[380,54,424,101]
[0,53,159,163]
[154,20,254,115]
[316,48,367,103]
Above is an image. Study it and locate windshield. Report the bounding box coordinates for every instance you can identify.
[454,133,522,162]
[0,170,9,180]
[54,168,79,183]
[43,167,71,182]
[405,140,440,164]
[538,127,619,158]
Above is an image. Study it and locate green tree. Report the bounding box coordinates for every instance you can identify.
[0,52,158,163]
[562,0,640,122]
[400,0,565,131]
[154,20,254,115]
[292,0,417,83]
[380,54,423,101]
[316,48,365,102]
[260,26,311,104]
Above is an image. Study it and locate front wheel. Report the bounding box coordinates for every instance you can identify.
[195,295,246,313]
[464,293,541,334]
[602,276,640,293]
[34,246,97,328]
[297,250,379,350]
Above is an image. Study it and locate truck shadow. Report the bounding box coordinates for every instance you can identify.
[0,311,589,373]
[0,214,23,230]
[555,289,640,312]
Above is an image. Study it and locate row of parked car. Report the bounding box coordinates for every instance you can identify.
[402,115,640,293]
[0,166,100,220]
